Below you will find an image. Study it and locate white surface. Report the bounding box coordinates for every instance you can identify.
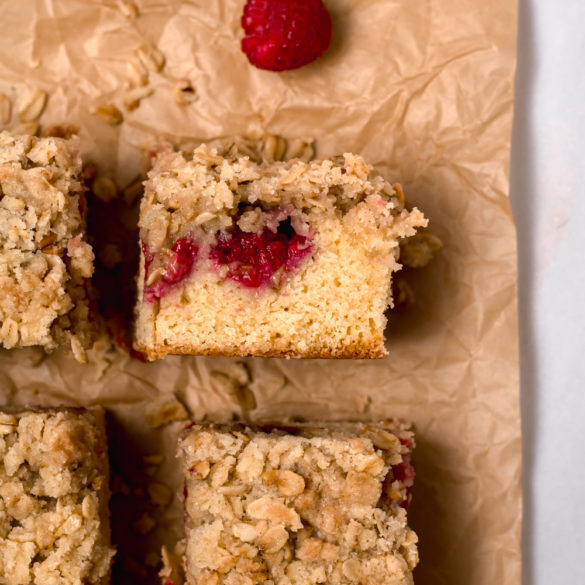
[511,0,585,583]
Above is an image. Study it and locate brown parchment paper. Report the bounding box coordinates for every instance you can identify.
[0,1,520,584]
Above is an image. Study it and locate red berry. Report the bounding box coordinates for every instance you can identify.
[241,0,332,71]
[142,238,199,302]
[209,221,313,288]
[389,444,415,510]
[165,238,199,285]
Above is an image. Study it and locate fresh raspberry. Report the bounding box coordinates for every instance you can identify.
[209,220,313,288]
[241,0,332,71]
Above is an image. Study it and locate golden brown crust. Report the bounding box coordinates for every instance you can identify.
[135,340,388,361]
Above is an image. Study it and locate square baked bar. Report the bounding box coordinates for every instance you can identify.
[0,407,115,585]
[178,421,418,585]
[0,131,95,362]
[134,144,426,360]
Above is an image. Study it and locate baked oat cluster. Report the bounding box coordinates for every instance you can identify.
[0,408,115,585]
[135,141,427,360]
[0,131,95,362]
[178,422,418,585]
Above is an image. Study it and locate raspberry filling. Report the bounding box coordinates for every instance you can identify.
[385,438,415,509]
[142,219,312,300]
[209,220,313,289]
[142,237,199,302]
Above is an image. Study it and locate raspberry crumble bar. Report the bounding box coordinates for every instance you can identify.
[0,131,95,362]
[0,407,115,585]
[134,144,426,360]
[178,421,418,585]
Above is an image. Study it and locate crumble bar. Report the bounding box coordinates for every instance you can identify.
[0,407,115,585]
[178,421,418,585]
[0,131,95,362]
[134,143,427,360]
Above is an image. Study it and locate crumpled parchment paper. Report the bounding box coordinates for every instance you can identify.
[0,0,520,584]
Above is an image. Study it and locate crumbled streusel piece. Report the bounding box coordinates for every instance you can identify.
[145,394,189,428]
[399,230,443,268]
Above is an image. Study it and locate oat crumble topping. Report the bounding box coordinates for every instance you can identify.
[0,131,96,361]
[178,422,418,585]
[0,408,115,585]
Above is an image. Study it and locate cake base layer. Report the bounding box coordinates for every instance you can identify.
[135,221,395,360]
